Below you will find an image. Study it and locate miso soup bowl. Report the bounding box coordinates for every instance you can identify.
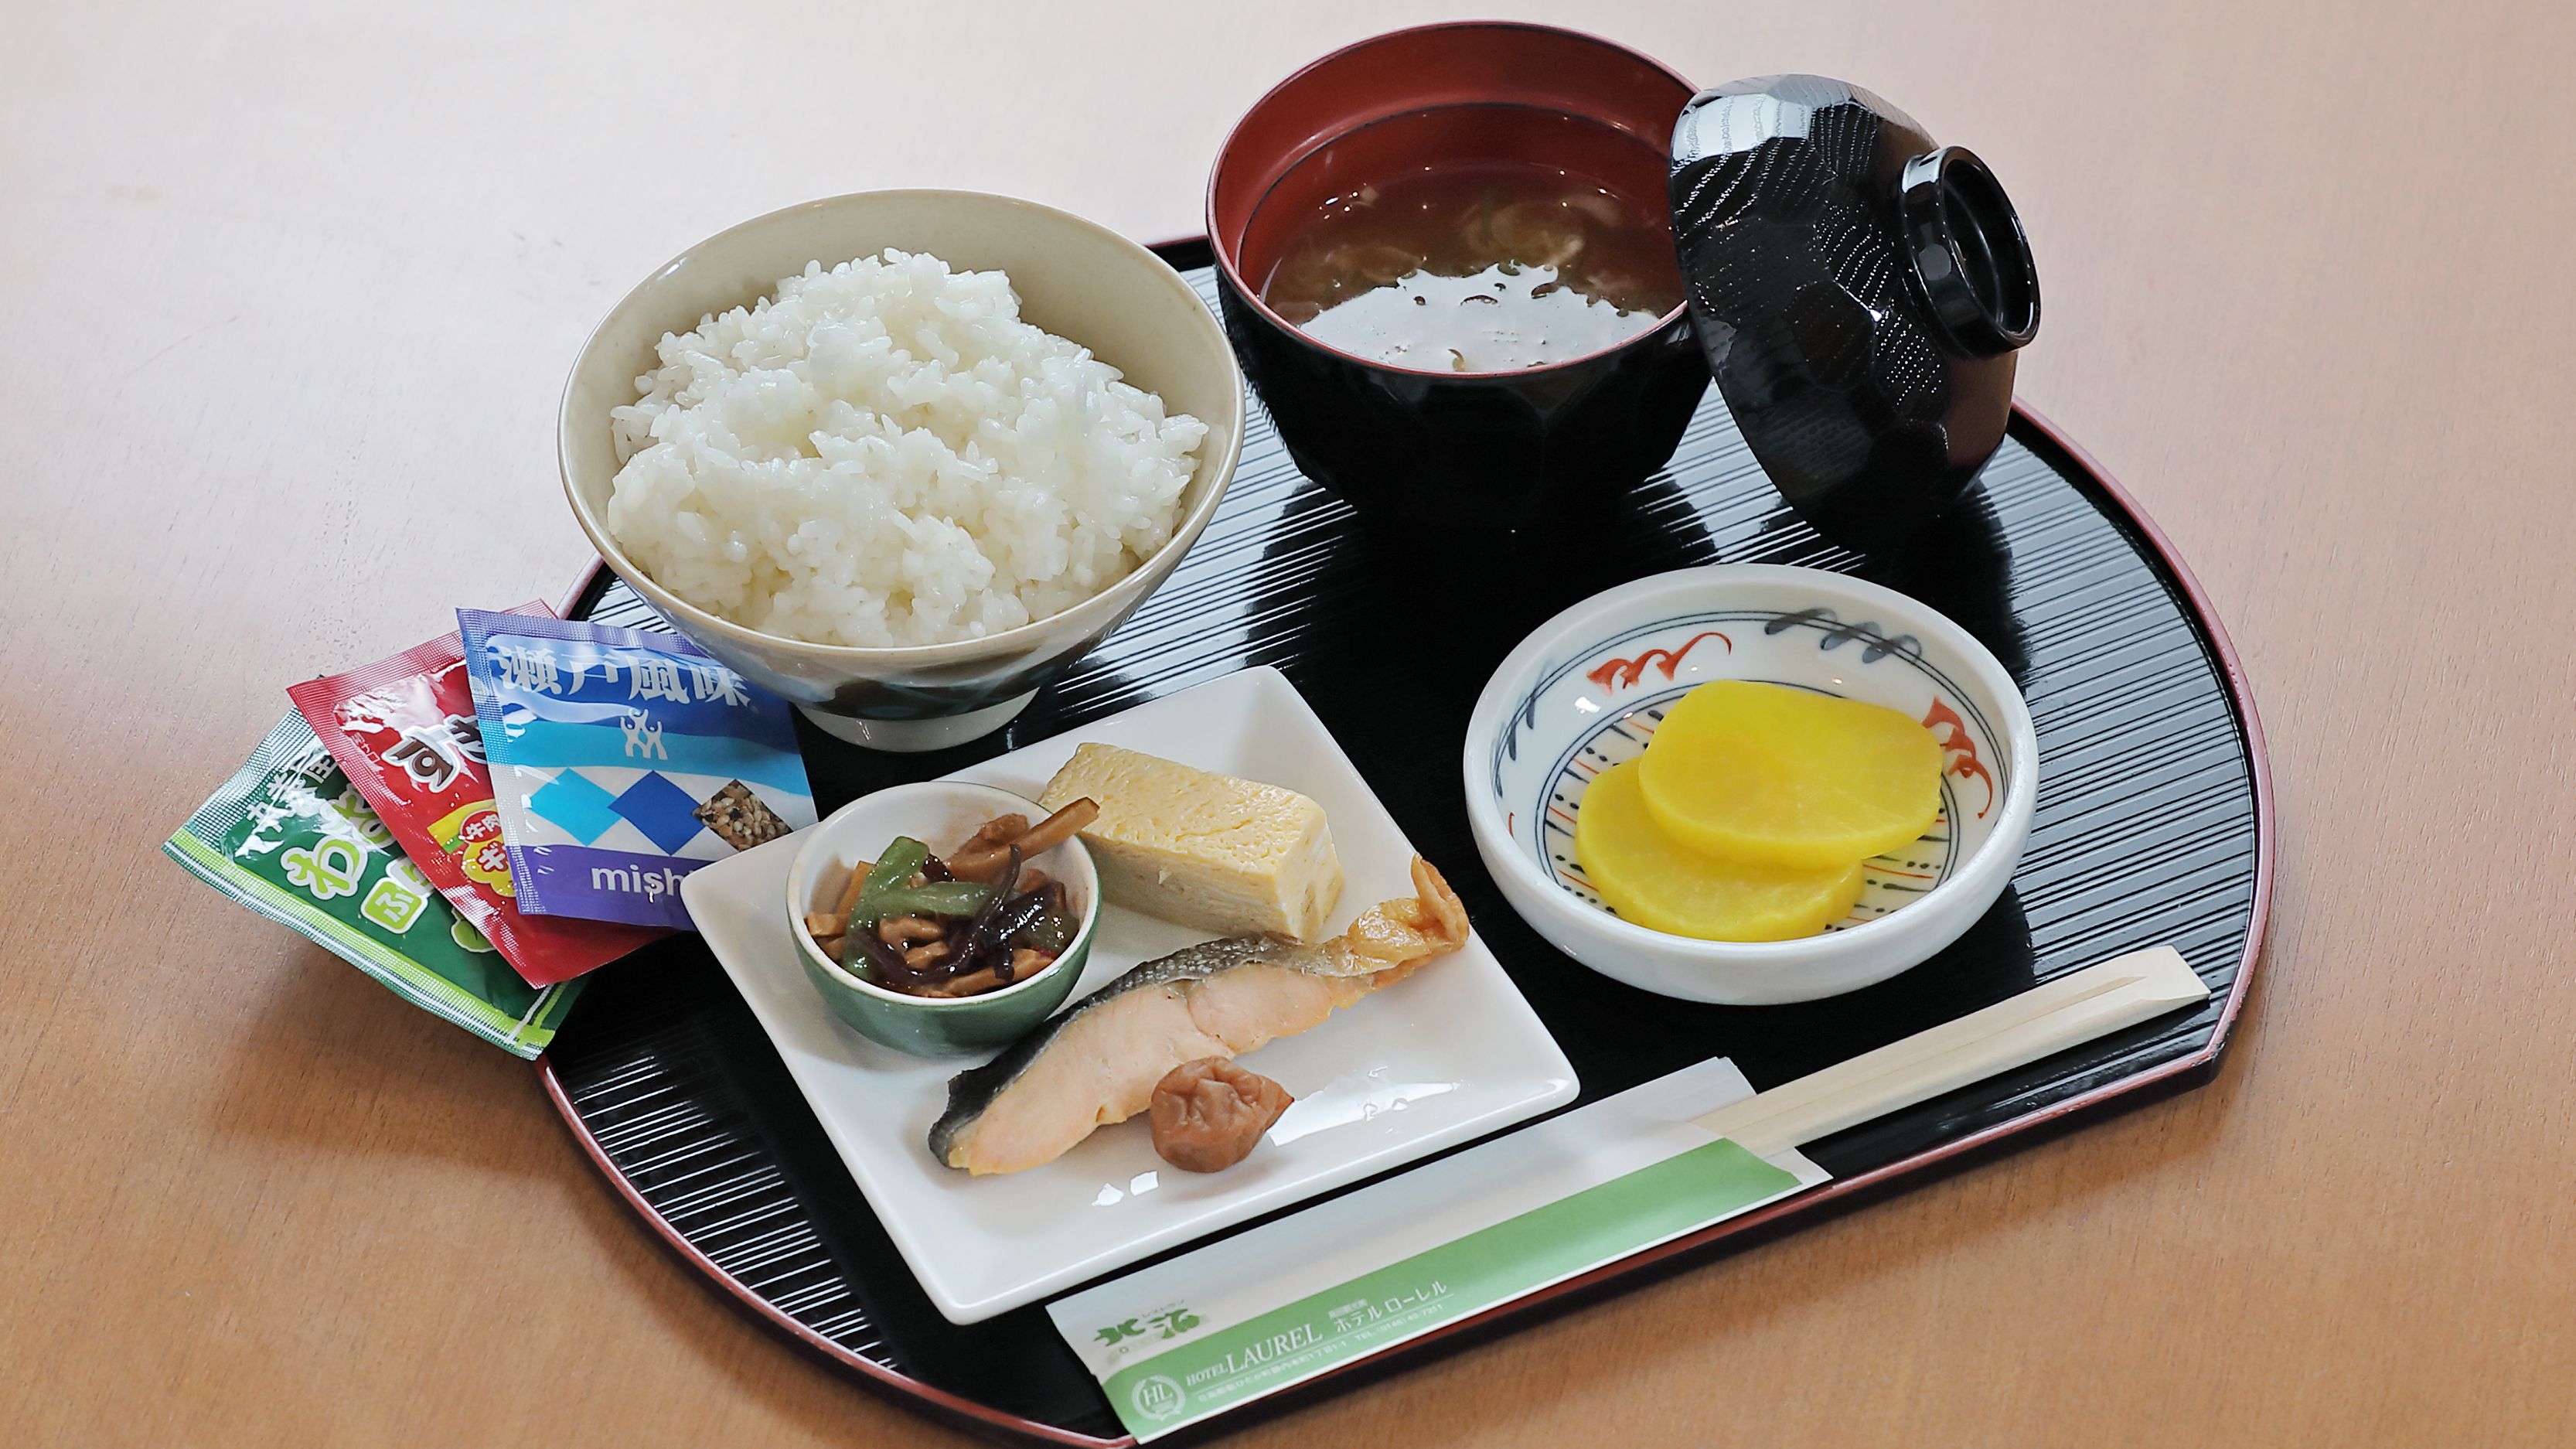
[1463,565,2039,1004]
[1208,22,1707,538]
[562,190,1244,753]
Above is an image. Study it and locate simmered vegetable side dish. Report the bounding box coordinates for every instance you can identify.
[807,800,1099,997]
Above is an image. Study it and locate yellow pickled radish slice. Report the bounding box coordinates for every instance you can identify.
[1575,759,1867,942]
[1637,680,1944,869]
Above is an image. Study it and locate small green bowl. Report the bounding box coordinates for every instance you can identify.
[786,781,1099,1056]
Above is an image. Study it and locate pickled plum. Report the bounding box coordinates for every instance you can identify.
[1148,1057,1296,1173]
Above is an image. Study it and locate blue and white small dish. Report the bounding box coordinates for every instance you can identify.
[1462,564,2038,1004]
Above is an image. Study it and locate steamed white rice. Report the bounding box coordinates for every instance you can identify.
[605,248,1206,648]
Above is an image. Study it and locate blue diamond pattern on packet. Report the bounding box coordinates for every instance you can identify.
[530,769,624,844]
[458,609,816,929]
[609,772,710,854]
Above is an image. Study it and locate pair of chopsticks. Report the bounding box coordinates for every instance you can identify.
[1692,946,2210,1158]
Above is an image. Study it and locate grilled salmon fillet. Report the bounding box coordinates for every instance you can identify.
[929,858,1469,1175]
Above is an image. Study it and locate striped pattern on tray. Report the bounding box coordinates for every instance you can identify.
[541,258,2260,1443]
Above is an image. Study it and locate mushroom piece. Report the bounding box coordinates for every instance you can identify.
[1147,1058,1296,1173]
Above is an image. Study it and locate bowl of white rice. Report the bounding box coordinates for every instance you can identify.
[561,190,1243,752]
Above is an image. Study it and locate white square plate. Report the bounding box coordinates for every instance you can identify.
[682,666,1578,1324]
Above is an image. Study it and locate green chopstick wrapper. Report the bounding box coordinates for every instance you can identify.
[165,711,583,1057]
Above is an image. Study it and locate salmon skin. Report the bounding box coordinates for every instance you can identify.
[929,858,1469,1175]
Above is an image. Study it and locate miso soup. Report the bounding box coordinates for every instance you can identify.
[1252,109,1684,373]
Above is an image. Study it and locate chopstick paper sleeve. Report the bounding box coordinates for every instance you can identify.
[1047,947,2207,1440]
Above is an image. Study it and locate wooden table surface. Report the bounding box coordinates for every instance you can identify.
[7,2,2571,1444]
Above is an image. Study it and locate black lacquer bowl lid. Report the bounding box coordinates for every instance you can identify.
[1668,75,2041,553]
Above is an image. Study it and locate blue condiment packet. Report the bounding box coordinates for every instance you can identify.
[456,609,817,929]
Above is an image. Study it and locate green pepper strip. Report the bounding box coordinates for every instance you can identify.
[869,881,993,921]
[847,837,931,933]
[1014,906,1075,954]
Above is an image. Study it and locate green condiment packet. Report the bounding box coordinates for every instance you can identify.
[165,711,583,1057]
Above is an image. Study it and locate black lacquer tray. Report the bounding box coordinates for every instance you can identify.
[540,240,2271,1445]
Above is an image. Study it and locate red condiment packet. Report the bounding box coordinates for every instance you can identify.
[288,604,666,986]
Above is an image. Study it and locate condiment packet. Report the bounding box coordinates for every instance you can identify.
[164,711,583,1058]
[288,605,666,987]
[456,609,816,929]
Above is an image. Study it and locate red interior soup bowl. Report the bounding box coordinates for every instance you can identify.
[1208,22,1705,537]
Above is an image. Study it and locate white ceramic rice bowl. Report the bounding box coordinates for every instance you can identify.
[561,190,1244,752]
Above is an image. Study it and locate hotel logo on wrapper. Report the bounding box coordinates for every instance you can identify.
[457,609,817,930]
[1129,1376,1185,1423]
